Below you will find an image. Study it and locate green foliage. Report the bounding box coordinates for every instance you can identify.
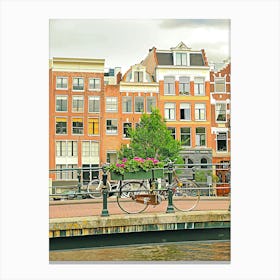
[118,109,182,162]
[107,157,164,175]
[195,170,219,183]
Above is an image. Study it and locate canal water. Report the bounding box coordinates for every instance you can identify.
[49,240,230,262]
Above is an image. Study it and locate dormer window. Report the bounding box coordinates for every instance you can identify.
[134,71,143,82]
[176,53,187,66]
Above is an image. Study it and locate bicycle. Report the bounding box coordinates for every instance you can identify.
[116,162,200,214]
[87,165,147,200]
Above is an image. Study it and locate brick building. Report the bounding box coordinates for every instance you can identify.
[49,42,231,184]
[141,42,213,169]
[209,63,231,194]
[49,57,105,182]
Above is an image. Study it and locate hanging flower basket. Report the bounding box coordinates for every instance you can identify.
[107,157,165,180]
[110,169,164,181]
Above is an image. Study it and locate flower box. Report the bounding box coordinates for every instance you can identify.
[110,169,164,181]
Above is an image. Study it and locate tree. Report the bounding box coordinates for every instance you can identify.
[118,108,182,162]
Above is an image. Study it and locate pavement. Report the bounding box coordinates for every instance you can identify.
[49,196,230,219]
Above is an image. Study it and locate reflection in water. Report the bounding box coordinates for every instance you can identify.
[50,241,230,261]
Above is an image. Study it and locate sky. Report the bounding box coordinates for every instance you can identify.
[49,19,230,72]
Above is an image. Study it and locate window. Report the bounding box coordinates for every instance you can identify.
[82,141,99,157]
[123,122,132,138]
[176,53,187,66]
[106,119,118,134]
[168,127,176,139]
[195,104,206,121]
[186,158,194,168]
[88,118,99,135]
[88,96,100,113]
[135,96,144,113]
[107,152,117,164]
[89,78,101,90]
[56,77,68,89]
[196,127,206,146]
[56,96,67,112]
[56,164,78,180]
[67,141,77,157]
[164,76,175,95]
[217,132,227,152]
[72,118,83,134]
[164,103,176,120]
[56,118,67,135]
[179,77,190,95]
[181,127,191,146]
[215,103,227,122]
[106,97,118,112]
[72,77,84,91]
[134,71,143,82]
[189,53,204,66]
[122,96,132,113]
[72,96,84,112]
[201,158,208,169]
[194,77,205,96]
[56,141,66,157]
[215,77,226,93]
[147,96,156,113]
[55,164,67,180]
[180,103,191,120]
[56,141,77,157]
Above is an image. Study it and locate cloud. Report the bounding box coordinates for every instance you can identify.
[159,19,230,30]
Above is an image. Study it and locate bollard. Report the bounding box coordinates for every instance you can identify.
[166,162,175,213]
[76,169,82,199]
[101,168,109,217]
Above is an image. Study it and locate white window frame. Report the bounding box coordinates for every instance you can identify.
[195,127,206,147]
[164,76,175,95]
[106,97,118,112]
[134,96,144,113]
[179,76,190,95]
[88,96,100,113]
[180,127,191,147]
[195,103,206,121]
[72,118,84,135]
[55,118,67,135]
[164,103,176,121]
[56,77,68,90]
[180,103,191,121]
[216,132,228,152]
[176,53,188,66]
[55,95,68,112]
[122,96,132,113]
[214,77,226,93]
[72,95,84,113]
[215,102,227,123]
[72,77,84,91]
[88,78,101,91]
[194,77,205,96]
[106,119,118,135]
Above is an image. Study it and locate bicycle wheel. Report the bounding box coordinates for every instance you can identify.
[87,179,103,198]
[117,181,149,214]
[172,179,200,212]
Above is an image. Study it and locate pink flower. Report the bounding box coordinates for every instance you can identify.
[116,163,125,168]
[122,158,127,163]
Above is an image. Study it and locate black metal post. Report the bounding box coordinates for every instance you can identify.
[76,169,82,199]
[101,166,109,217]
[166,162,175,213]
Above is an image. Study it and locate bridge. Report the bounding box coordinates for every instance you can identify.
[49,197,230,250]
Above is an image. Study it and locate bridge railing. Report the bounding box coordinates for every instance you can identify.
[49,163,230,200]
